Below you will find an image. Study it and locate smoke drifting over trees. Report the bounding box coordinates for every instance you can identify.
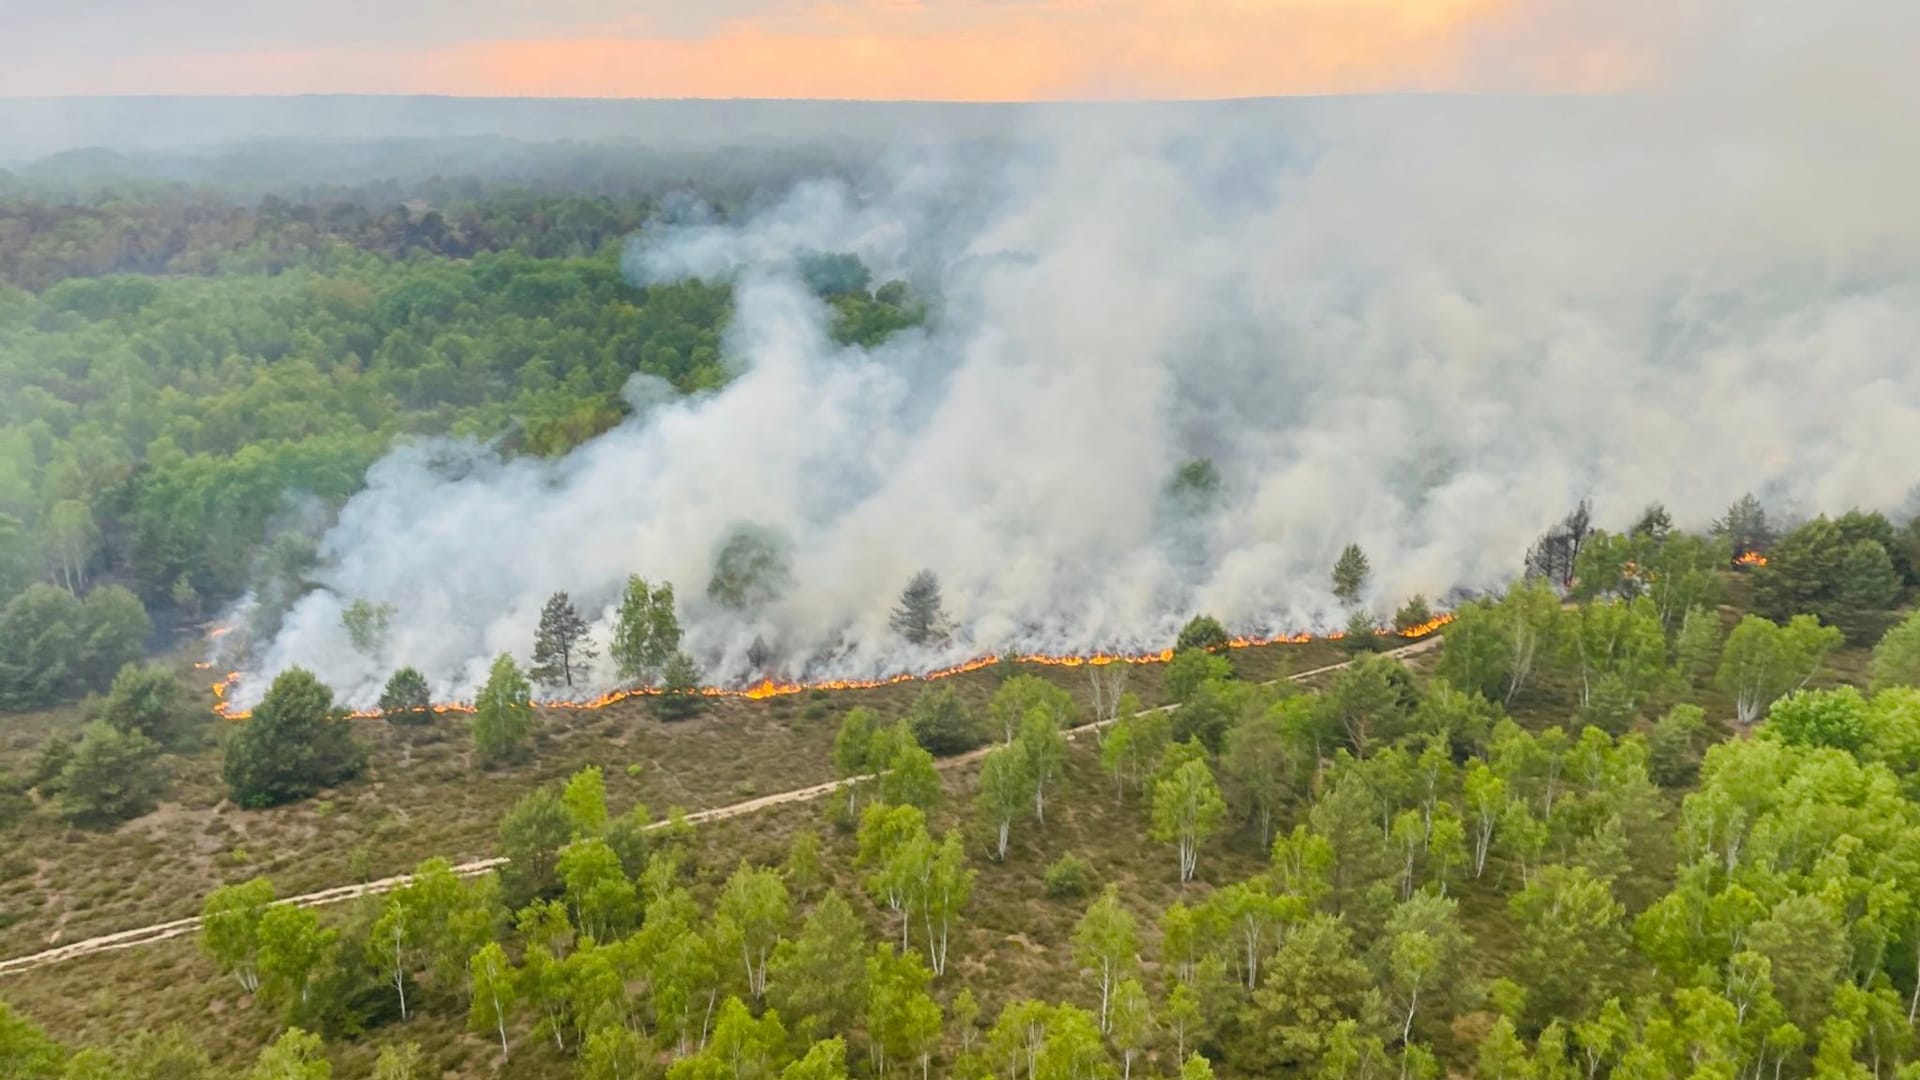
[228,6,1920,707]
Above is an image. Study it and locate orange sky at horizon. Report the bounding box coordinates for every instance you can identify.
[6,0,1659,101]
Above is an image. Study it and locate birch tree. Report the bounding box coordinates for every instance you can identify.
[974,743,1032,861]
[1716,614,1843,724]
[1017,710,1067,824]
[468,941,517,1058]
[858,803,933,951]
[992,674,1076,744]
[257,903,335,1010]
[200,877,275,994]
[1110,978,1152,1080]
[718,861,791,999]
[919,832,974,976]
[1100,701,1167,803]
[1072,885,1139,1032]
[1498,583,1564,705]
[1087,662,1129,736]
[1151,757,1227,883]
[1370,892,1470,1045]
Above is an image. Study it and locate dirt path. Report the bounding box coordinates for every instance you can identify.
[0,634,1440,979]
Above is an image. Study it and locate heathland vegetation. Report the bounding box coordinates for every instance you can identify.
[7,154,1920,1080]
[9,500,1920,1079]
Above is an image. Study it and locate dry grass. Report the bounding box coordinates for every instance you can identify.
[0,729,1276,1078]
[0,642,1347,962]
[0,639,1364,1074]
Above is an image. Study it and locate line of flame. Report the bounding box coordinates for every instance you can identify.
[209,613,1454,721]
[1734,550,1768,567]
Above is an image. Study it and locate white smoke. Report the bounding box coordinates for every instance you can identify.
[236,3,1920,708]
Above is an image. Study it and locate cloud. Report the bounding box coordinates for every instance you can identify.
[5,0,1514,99]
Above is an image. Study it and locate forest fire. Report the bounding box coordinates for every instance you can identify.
[1735,550,1768,567]
[209,612,1454,722]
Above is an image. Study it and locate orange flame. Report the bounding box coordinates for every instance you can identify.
[1735,550,1768,567]
[209,613,1453,722]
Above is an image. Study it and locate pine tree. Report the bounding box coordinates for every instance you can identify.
[530,591,595,689]
[654,651,707,720]
[379,667,432,724]
[1631,503,1674,542]
[1712,493,1774,557]
[890,570,949,646]
[1332,544,1371,606]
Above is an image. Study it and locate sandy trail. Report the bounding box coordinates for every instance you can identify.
[0,634,1440,978]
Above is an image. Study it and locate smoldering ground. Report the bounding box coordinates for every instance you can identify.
[232,2,1920,707]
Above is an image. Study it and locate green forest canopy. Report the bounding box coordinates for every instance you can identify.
[0,174,922,710]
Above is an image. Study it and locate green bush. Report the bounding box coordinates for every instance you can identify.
[1045,854,1094,900]
[378,667,433,724]
[58,721,166,826]
[908,684,987,756]
[222,669,366,809]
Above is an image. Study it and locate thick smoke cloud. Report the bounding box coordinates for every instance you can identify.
[236,3,1920,707]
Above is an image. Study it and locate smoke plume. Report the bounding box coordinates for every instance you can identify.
[234,2,1920,707]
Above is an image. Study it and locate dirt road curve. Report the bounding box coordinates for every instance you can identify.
[0,634,1441,979]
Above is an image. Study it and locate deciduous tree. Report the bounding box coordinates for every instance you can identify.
[990,674,1076,744]
[1870,609,1920,691]
[557,837,639,941]
[833,706,880,815]
[718,861,791,999]
[1716,614,1843,724]
[246,1028,329,1080]
[920,832,973,976]
[1152,757,1227,883]
[472,653,533,764]
[865,945,942,1078]
[1111,978,1151,1080]
[1018,710,1067,824]
[1370,892,1471,1044]
[1223,697,1303,847]
[707,524,792,612]
[561,765,609,837]
[340,598,394,658]
[610,575,680,684]
[468,941,517,1058]
[201,877,276,994]
[975,743,1033,861]
[1073,885,1139,1032]
[257,902,335,1011]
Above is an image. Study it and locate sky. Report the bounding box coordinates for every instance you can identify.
[3,0,1661,100]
